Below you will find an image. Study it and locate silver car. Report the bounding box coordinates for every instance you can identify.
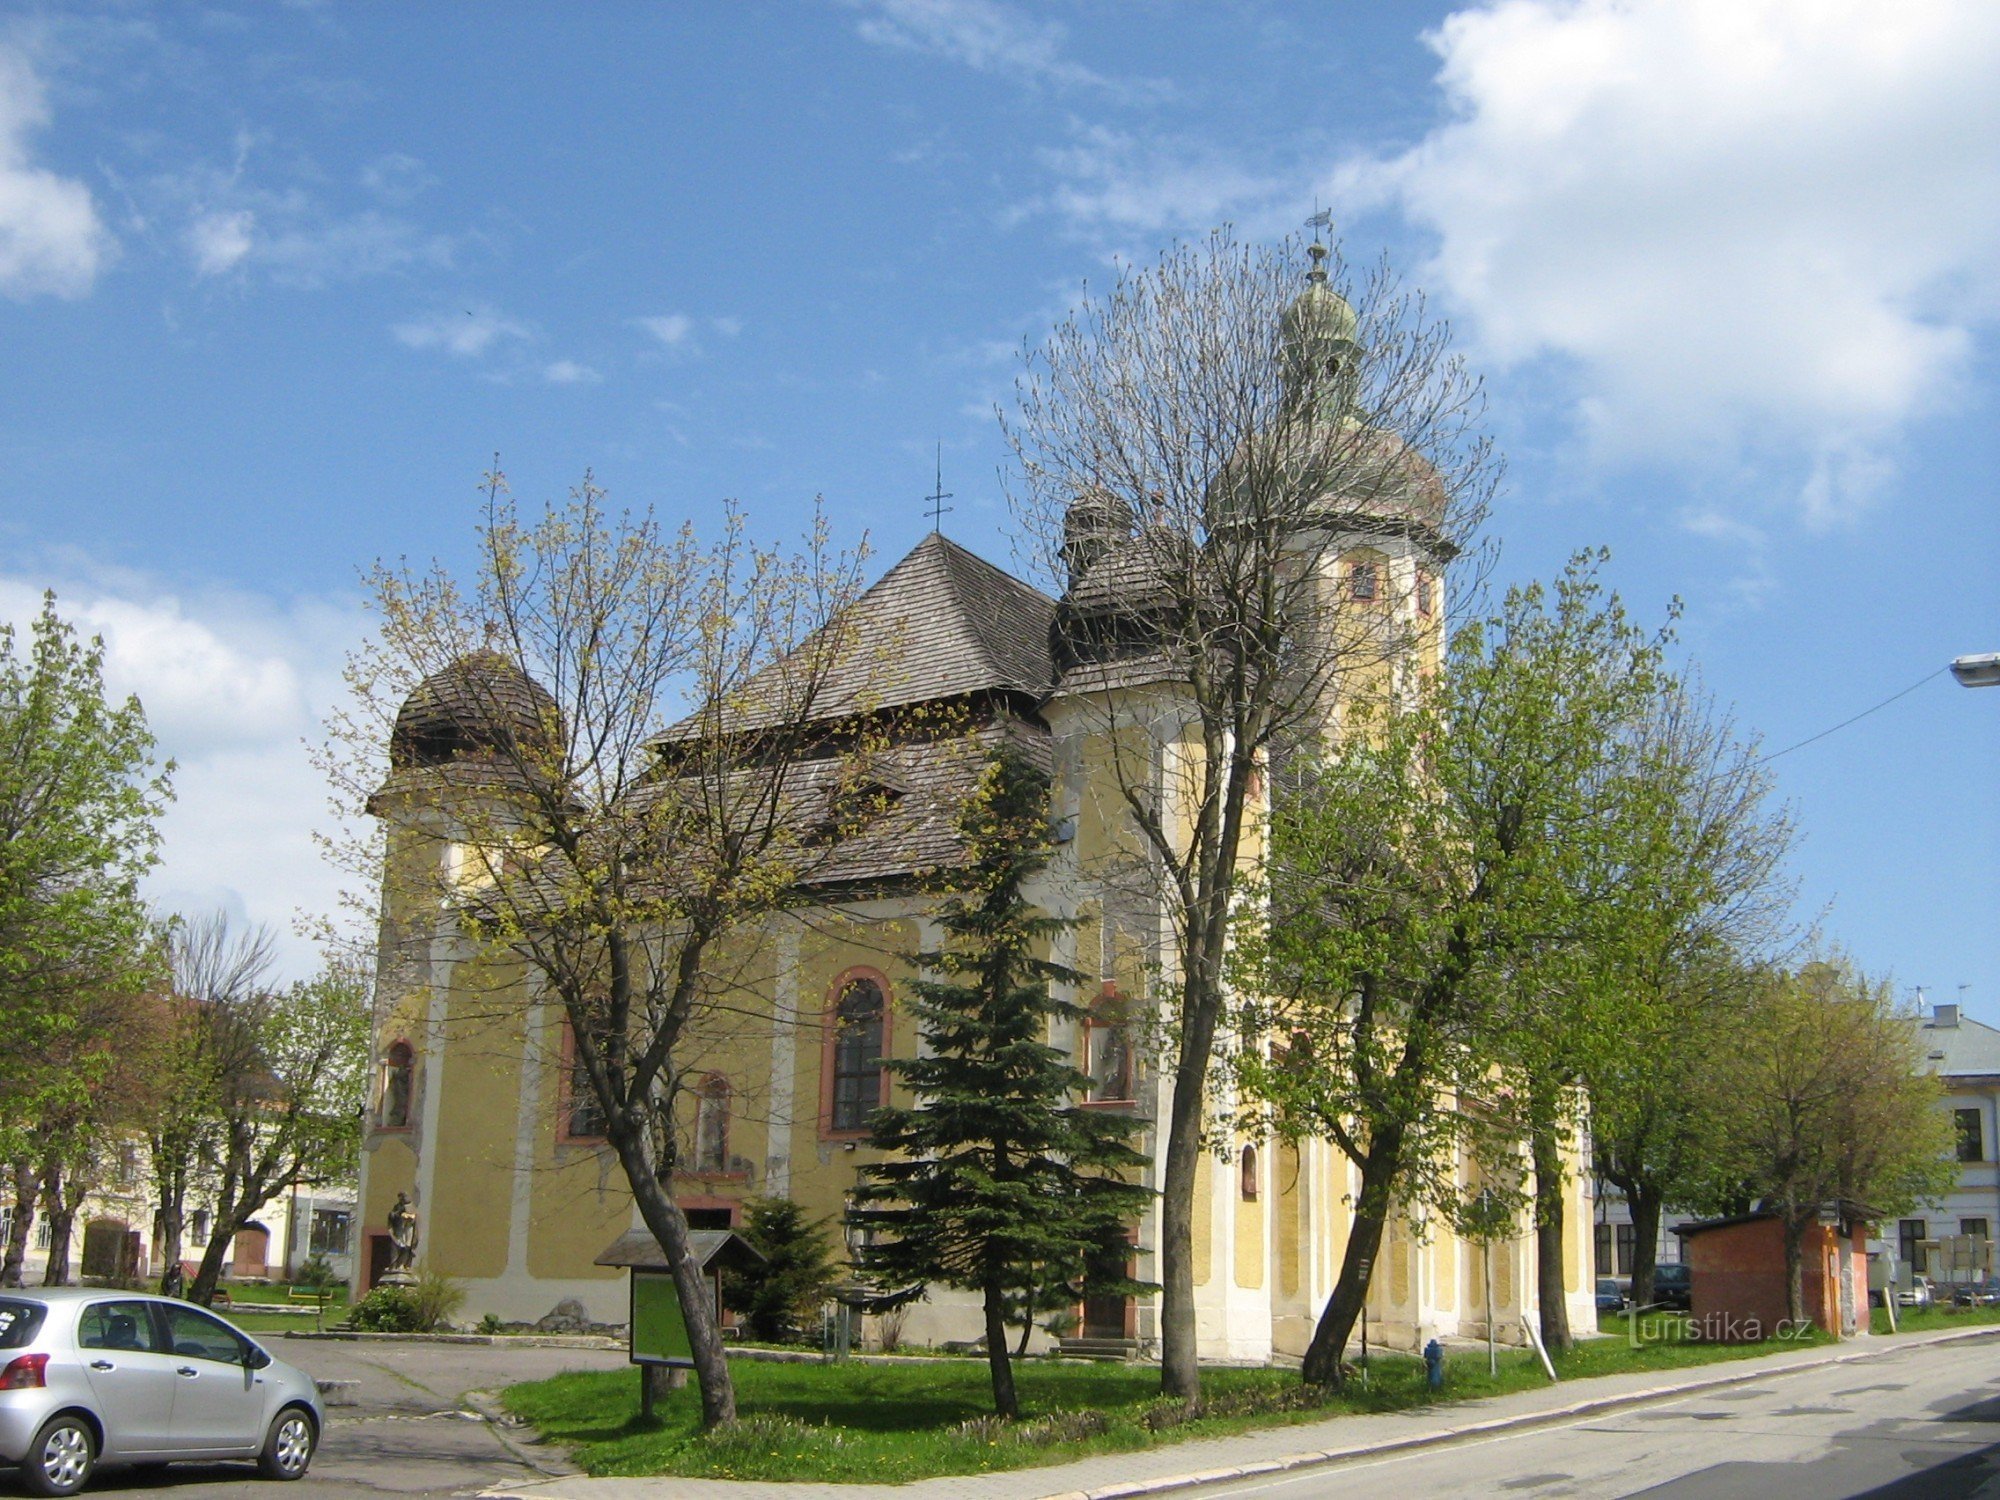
[0,1287,323,1495]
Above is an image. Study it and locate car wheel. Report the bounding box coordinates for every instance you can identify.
[22,1413,96,1497]
[257,1405,316,1481]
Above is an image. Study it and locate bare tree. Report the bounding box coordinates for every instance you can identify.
[322,475,886,1429]
[151,915,369,1308]
[1003,228,1494,1398]
[148,914,272,1294]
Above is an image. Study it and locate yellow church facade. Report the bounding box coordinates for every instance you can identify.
[352,519,1599,1360]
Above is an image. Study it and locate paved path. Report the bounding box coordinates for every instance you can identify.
[478,1327,2000,1500]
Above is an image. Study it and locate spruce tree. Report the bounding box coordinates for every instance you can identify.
[853,750,1151,1418]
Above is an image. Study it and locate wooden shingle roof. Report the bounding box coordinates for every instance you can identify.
[650,533,1057,744]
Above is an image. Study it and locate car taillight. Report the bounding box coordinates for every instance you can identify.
[0,1354,47,1390]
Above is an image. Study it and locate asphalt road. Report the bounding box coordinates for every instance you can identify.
[2,1339,627,1500]
[1188,1335,2000,1500]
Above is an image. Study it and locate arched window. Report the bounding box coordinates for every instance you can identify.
[559,1023,607,1143]
[1240,1144,1260,1201]
[1083,988,1134,1104]
[693,1075,731,1173]
[825,973,888,1135]
[378,1041,414,1129]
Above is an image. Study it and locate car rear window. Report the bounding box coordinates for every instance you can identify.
[0,1299,46,1349]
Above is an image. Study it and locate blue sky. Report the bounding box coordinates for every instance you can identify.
[1,0,1995,1014]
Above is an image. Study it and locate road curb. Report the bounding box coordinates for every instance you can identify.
[464,1388,585,1479]
[1034,1324,2000,1500]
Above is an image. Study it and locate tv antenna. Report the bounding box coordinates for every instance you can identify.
[924,442,954,533]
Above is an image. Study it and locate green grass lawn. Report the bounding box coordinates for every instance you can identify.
[1873,1301,2000,1336]
[502,1314,1820,1484]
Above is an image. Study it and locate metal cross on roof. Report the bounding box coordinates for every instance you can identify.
[1307,206,1334,243]
[924,442,954,532]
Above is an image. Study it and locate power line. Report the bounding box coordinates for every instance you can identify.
[1756,666,1948,766]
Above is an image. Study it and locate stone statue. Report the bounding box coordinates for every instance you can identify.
[384,1192,419,1283]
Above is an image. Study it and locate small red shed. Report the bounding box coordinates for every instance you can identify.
[1675,1211,1870,1341]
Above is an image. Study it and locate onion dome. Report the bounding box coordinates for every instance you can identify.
[1061,487,1137,585]
[1280,241,1360,405]
[389,647,560,770]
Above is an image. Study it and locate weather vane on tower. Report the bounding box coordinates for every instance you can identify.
[924,441,954,533]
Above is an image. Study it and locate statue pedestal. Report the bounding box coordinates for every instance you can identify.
[377,1269,416,1289]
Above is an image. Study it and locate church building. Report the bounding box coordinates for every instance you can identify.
[353,254,1599,1361]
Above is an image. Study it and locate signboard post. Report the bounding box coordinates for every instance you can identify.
[595,1227,765,1422]
[630,1270,692,1419]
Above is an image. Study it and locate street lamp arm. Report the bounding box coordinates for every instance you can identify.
[1950,653,2000,689]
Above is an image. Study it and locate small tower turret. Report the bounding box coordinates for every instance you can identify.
[1061,487,1136,587]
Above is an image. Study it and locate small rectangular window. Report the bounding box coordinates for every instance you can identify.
[1962,1217,1989,1240]
[1416,572,1435,617]
[1348,562,1377,601]
[1900,1218,1928,1274]
[309,1208,352,1258]
[1956,1108,1983,1163]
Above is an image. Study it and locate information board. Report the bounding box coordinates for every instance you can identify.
[629,1269,694,1368]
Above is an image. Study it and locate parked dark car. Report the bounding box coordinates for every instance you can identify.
[1595,1278,1628,1313]
[1650,1263,1693,1311]
[1951,1277,2000,1307]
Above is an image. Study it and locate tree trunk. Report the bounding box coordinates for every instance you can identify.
[617,1139,737,1428]
[983,1275,1019,1420]
[1531,1118,1573,1354]
[1158,939,1231,1401]
[1,1163,36,1288]
[187,1213,237,1305]
[1157,1071,1202,1401]
[1628,1184,1663,1311]
[154,1204,185,1295]
[1301,1125,1405,1386]
[39,1164,73,1287]
[1782,1215,1807,1327]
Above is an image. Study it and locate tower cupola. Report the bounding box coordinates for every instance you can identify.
[1061,487,1136,586]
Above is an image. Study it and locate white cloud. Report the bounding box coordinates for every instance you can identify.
[0,572,369,982]
[187,207,253,275]
[0,44,111,300]
[852,0,1168,103]
[635,312,694,348]
[393,303,529,358]
[1032,123,1291,240]
[1338,0,2000,524]
[542,358,600,385]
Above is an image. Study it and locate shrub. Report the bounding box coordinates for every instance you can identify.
[348,1285,425,1332]
[478,1312,504,1335]
[411,1266,466,1330]
[728,1197,836,1342]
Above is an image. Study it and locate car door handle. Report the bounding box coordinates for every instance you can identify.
[177,1366,198,1377]
[89,1359,114,1370]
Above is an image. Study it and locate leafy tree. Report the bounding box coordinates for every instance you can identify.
[853,752,1152,1419]
[1585,683,1797,1311]
[322,474,885,1429]
[0,594,170,1286]
[1233,552,1667,1384]
[1003,227,1494,1400]
[729,1197,836,1342]
[1705,959,1953,1324]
